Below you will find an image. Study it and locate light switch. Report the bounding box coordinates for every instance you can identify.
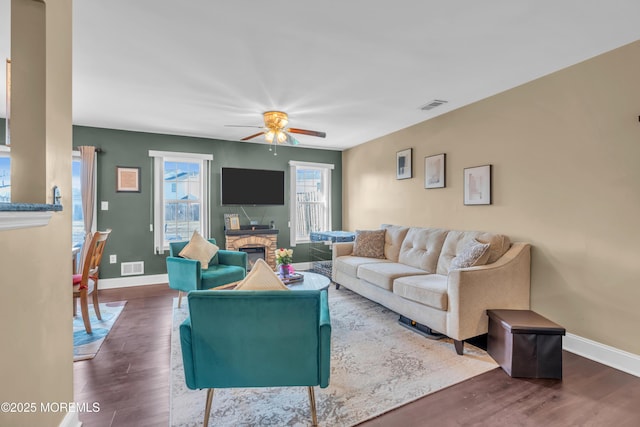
[109,254,117,264]
[101,201,109,211]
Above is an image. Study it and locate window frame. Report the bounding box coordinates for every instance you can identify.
[289,160,334,246]
[71,150,97,248]
[149,150,213,254]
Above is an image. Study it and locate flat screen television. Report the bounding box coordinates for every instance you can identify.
[221,167,285,205]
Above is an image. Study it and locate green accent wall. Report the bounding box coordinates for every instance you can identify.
[0,117,6,143]
[73,125,342,279]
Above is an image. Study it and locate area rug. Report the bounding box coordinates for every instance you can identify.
[170,287,498,426]
[73,301,126,362]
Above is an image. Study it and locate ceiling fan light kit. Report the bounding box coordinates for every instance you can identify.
[230,111,327,154]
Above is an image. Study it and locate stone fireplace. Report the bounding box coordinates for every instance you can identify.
[225,229,279,270]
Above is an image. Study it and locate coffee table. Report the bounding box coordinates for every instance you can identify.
[214,271,331,291]
[284,272,331,291]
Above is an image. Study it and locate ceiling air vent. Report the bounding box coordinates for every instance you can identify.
[420,99,448,111]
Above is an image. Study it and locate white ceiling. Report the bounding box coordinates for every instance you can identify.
[1,1,639,151]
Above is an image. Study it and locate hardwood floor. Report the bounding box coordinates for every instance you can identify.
[74,284,640,426]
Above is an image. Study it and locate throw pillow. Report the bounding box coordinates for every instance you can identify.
[234,258,289,290]
[352,229,386,258]
[178,230,219,269]
[450,239,491,270]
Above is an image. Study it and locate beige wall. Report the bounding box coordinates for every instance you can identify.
[343,40,640,355]
[0,1,73,426]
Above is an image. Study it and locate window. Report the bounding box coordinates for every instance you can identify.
[289,161,334,246]
[0,147,9,203]
[150,150,213,253]
[71,154,85,248]
[0,147,91,247]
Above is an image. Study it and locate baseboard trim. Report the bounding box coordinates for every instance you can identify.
[564,333,640,377]
[99,274,168,289]
[59,411,81,427]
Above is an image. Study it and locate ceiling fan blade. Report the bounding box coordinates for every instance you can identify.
[224,125,265,128]
[241,131,266,141]
[287,128,326,138]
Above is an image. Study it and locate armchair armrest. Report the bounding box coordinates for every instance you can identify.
[179,317,197,389]
[446,242,531,341]
[217,250,247,269]
[166,256,202,292]
[318,289,331,388]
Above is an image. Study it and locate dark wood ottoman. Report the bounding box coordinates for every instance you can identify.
[487,309,566,379]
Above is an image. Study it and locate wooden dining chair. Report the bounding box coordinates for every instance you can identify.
[73,229,112,334]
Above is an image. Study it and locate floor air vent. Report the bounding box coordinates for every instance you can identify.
[121,261,144,276]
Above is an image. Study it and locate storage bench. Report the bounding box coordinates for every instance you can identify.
[487,309,566,379]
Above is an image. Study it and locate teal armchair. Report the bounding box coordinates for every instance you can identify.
[166,238,247,307]
[180,289,331,427]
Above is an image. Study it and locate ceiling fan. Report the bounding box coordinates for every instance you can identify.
[227,111,326,147]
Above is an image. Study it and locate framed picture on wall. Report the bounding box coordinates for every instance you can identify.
[396,148,412,180]
[464,164,492,205]
[425,153,446,189]
[116,166,141,192]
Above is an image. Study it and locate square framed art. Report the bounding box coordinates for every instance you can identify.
[464,164,492,205]
[116,166,141,192]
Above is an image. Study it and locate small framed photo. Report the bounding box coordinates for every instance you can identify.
[396,148,412,180]
[224,213,240,230]
[425,153,446,189]
[116,166,141,192]
[464,165,492,205]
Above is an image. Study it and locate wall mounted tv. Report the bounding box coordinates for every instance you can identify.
[221,167,285,205]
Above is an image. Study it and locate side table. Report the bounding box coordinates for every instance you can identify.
[487,309,566,379]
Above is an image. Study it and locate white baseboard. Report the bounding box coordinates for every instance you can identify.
[99,274,168,289]
[564,333,640,377]
[59,411,81,427]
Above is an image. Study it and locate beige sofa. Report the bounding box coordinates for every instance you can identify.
[332,224,531,355]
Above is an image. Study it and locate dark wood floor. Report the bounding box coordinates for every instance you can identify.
[74,284,640,426]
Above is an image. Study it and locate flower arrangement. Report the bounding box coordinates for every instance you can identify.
[275,248,293,266]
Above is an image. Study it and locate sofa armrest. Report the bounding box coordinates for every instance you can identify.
[446,242,531,341]
[166,256,202,292]
[332,242,354,260]
[318,289,331,388]
[218,250,247,269]
[179,317,197,389]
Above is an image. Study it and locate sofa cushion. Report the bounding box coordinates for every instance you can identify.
[436,230,511,275]
[381,224,410,262]
[201,264,247,289]
[357,262,429,291]
[334,256,391,277]
[450,239,490,270]
[398,227,449,273]
[393,274,449,310]
[352,229,386,258]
